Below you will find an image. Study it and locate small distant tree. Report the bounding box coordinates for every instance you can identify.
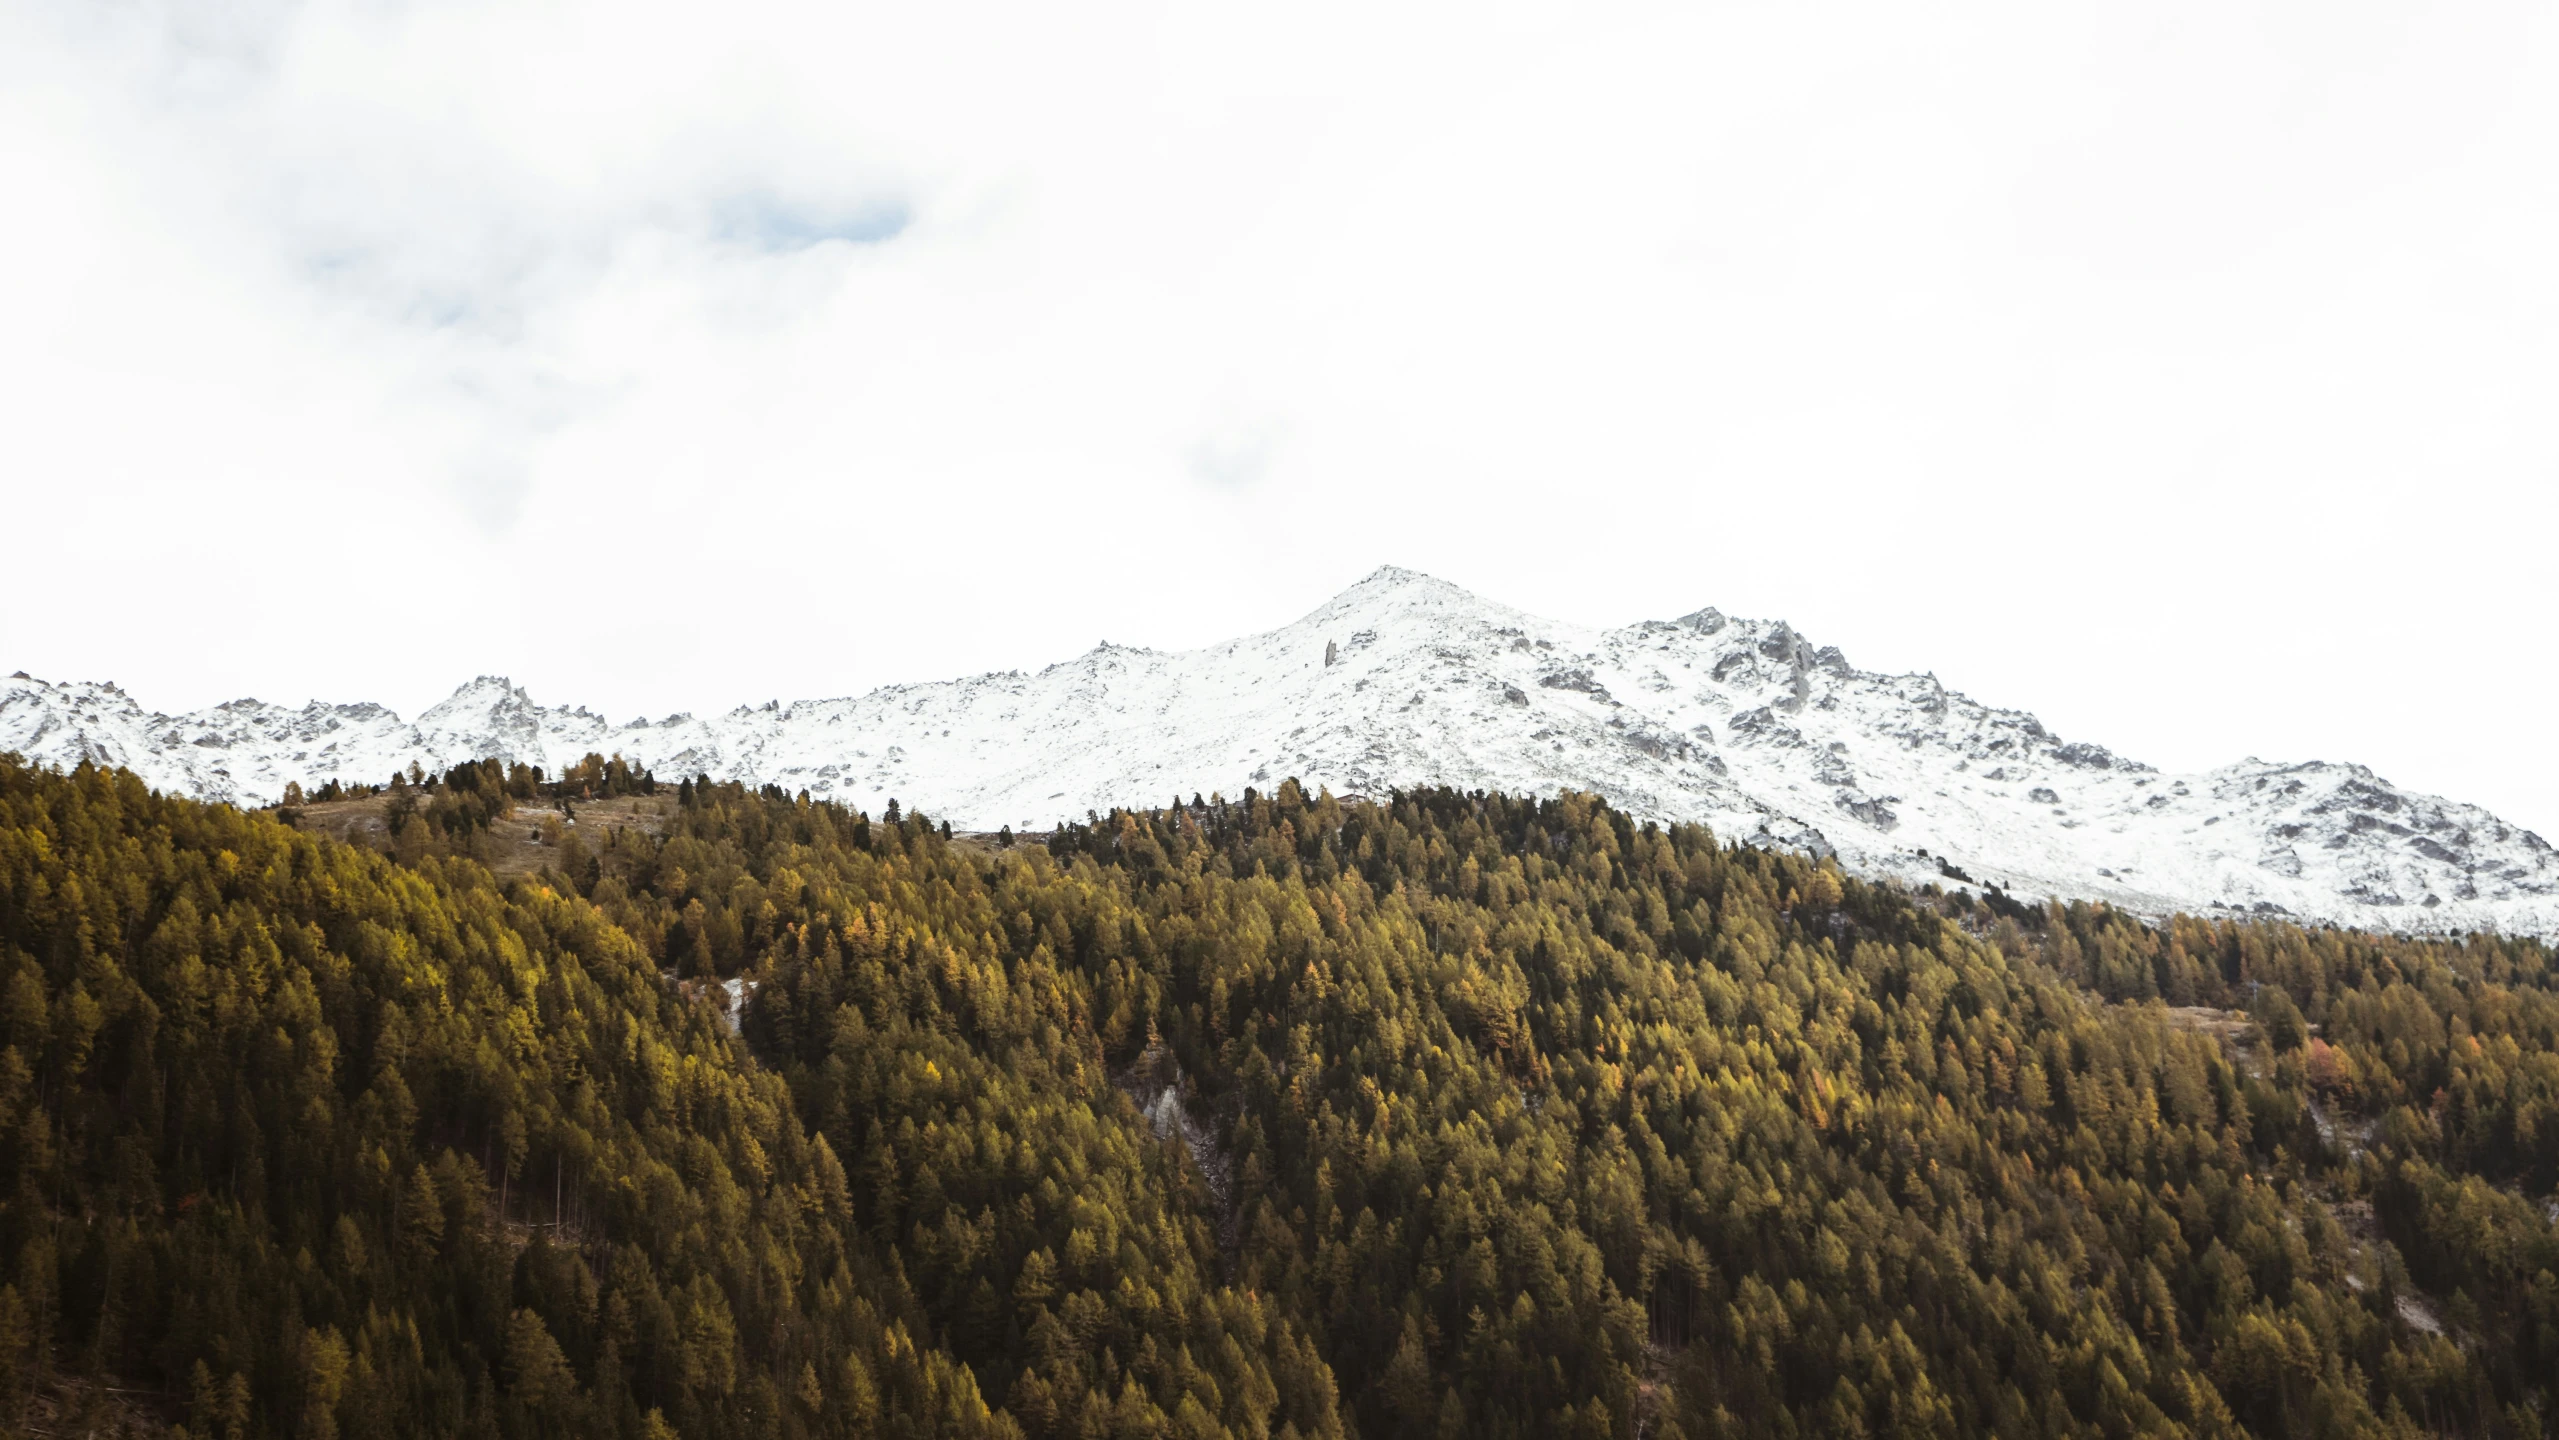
[505,1309,576,1421]
[2253,985,2308,1052]
[0,1284,29,1417]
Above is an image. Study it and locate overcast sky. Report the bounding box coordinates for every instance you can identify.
[3,0,2553,835]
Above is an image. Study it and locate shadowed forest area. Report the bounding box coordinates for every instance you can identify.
[2,754,2555,1437]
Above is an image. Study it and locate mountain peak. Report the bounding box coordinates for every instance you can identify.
[1335,565,1478,603]
[418,675,532,724]
[5,577,2553,938]
[1294,566,1503,633]
[450,674,524,697]
[1354,563,1442,589]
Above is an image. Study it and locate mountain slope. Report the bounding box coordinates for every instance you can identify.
[7,566,2553,934]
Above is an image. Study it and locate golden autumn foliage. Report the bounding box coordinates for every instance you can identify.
[5,755,2557,1439]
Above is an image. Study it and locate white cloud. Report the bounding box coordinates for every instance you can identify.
[2,0,2554,837]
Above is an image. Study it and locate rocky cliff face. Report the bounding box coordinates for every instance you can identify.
[9,566,2553,935]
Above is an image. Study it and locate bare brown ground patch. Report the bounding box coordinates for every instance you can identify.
[2161,1005,2255,1043]
[289,793,680,878]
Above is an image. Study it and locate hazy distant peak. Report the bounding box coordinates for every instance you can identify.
[1287,566,1538,642]
[422,674,530,708]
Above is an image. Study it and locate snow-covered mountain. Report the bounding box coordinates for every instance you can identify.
[8,566,2554,936]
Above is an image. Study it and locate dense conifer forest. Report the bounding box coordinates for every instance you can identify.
[3,753,2555,1437]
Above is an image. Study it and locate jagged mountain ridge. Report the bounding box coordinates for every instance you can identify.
[7,566,2553,935]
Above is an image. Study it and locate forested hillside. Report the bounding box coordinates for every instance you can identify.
[3,755,2555,1437]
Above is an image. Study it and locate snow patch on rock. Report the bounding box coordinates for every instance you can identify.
[7,566,2553,936]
